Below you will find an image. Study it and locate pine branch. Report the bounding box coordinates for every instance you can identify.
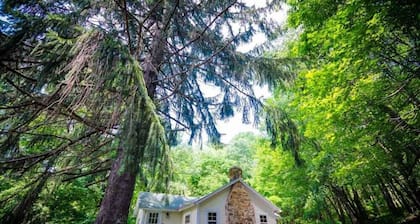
[0,131,98,170]
[216,74,258,102]
[165,0,238,59]
[85,177,108,187]
[0,130,73,142]
[4,77,116,135]
[0,101,36,110]
[156,36,236,102]
[162,0,180,32]
[156,109,189,130]
[62,167,110,182]
[0,171,48,205]
[122,0,133,54]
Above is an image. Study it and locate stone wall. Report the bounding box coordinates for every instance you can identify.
[225,181,256,224]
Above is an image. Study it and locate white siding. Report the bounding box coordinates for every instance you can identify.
[249,192,278,224]
[138,210,158,224]
[180,207,198,224]
[136,181,279,224]
[137,210,182,224]
[161,211,182,224]
[136,209,145,224]
[198,189,229,224]
[196,183,278,224]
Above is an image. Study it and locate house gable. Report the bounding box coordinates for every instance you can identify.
[196,186,230,224]
[134,167,280,224]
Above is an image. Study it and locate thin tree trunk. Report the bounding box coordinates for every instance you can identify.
[392,177,420,211]
[326,186,346,223]
[322,198,335,223]
[379,178,400,215]
[330,184,368,224]
[352,188,369,222]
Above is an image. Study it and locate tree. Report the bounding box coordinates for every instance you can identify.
[169,132,259,196]
[257,0,419,223]
[0,0,283,223]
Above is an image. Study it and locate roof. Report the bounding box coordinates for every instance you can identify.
[180,178,280,212]
[135,178,280,215]
[135,192,198,212]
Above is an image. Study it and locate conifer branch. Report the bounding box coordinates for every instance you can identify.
[0,63,38,82]
[3,77,116,135]
[156,36,237,102]
[162,0,180,32]
[122,0,133,54]
[165,0,238,59]
[62,167,111,182]
[0,131,98,173]
[0,130,73,142]
[156,109,189,130]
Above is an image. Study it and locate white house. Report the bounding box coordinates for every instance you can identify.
[134,167,280,224]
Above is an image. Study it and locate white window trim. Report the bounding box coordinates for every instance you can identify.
[207,211,218,224]
[146,211,160,224]
[259,214,268,224]
[184,213,191,224]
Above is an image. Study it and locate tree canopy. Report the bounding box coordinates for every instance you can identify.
[0,0,418,223]
[257,0,419,223]
[0,0,283,223]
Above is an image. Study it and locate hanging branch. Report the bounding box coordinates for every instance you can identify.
[0,131,98,171]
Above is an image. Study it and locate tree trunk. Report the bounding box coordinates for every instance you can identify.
[95,147,138,224]
[95,2,168,222]
[392,177,420,211]
[322,198,335,223]
[352,188,369,222]
[330,184,369,224]
[379,178,400,215]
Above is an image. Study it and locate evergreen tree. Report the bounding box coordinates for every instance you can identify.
[0,0,283,222]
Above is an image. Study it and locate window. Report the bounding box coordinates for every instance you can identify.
[208,212,217,224]
[148,212,159,224]
[260,214,268,224]
[185,214,190,224]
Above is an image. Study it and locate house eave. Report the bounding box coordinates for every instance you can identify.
[141,207,180,212]
[177,178,281,214]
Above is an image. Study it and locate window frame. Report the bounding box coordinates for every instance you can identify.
[147,212,159,224]
[259,214,268,224]
[207,212,217,224]
[184,214,191,224]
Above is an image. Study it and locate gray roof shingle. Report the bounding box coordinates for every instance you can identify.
[136,192,198,211]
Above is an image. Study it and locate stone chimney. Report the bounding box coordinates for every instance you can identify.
[228,166,242,181]
[225,167,256,224]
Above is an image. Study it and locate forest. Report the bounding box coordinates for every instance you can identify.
[0,0,418,223]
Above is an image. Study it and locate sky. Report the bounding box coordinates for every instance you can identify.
[212,2,289,143]
[216,86,269,143]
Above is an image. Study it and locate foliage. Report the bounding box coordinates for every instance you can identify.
[0,0,284,222]
[256,0,419,223]
[0,28,169,222]
[253,139,311,223]
[168,132,259,196]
